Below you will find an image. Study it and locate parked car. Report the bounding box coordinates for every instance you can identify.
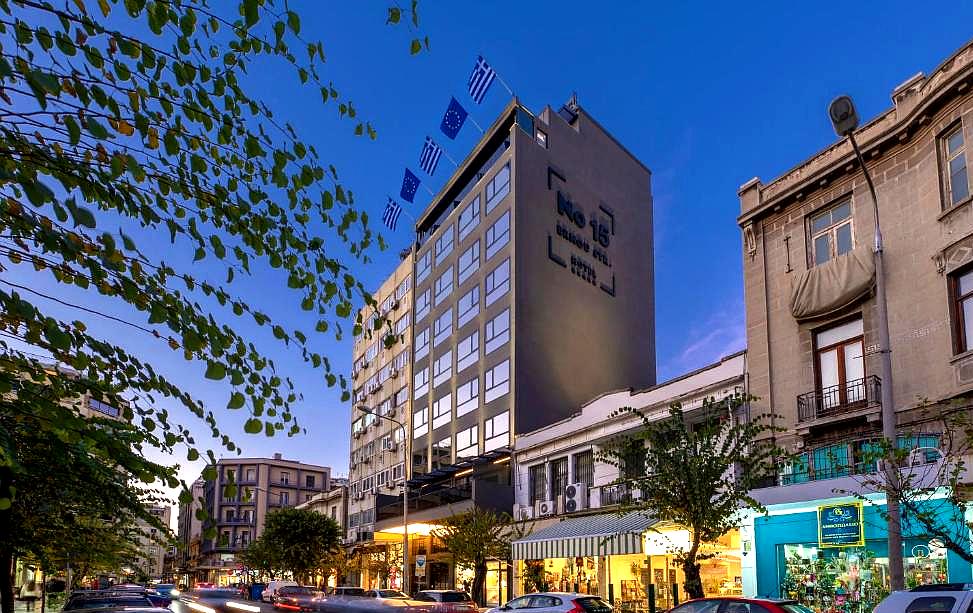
[151,584,178,598]
[363,590,411,603]
[486,593,611,613]
[181,587,247,611]
[412,590,478,613]
[667,598,812,613]
[273,586,325,611]
[62,593,155,611]
[328,588,367,597]
[262,581,300,603]
[874,584,973,613]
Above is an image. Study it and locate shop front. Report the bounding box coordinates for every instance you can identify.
[511,513,743,612]
[748,496,973,612]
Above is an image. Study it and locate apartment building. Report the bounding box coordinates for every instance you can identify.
[347,257,413,576]
[132,505,171,580]
[176,477,205,586]
[737,39,973,602]
[193,454,330,584]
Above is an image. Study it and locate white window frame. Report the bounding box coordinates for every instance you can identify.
[484,359,510,403]
[395,275,412,300]
[458,195,481,241]
[416,250,432,285]
[433,308,453,347]
[395,386,408,407]
[365,341,379,363]
[485,258,511,306]
[393,347,409,371]
[458,240,480,285]
[414,327,430,361]
[809,200,853,266]
[413,367,429,400]
[457,330,479,372]
[434,266,454,306]
[484,411,510,452]
[395,312,410,336]
[457,285,480,329]
[435,225,455,266]
[415,289,431,323]
[432,392,452,430]
[433,349,453,388]
[944,123,970,207]
[413,406,428,438]
[485,211,510,260]
[484,308,510,355]
[456,376,479,417]
[485,163,510,213]
[456,425,479,458]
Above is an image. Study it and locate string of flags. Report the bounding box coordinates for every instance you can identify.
[382,55,513,231]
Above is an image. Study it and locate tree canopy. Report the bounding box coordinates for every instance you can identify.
[600,396,779,600]
[243,506,340,582]
[434,507,521,605]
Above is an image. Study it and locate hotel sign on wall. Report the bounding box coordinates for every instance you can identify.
[547,167,616,297]
[818,502,865,548]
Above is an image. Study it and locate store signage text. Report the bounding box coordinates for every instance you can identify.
[548,182,617,297]
[818,502,864,548]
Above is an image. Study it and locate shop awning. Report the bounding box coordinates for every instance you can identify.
[511,512,656,560]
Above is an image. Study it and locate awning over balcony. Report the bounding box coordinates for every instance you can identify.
[511,512,656,560]
[790,245,874,321]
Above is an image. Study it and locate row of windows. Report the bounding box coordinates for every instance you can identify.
[350,463,405,501]
[416,162,512,286]
[430,410,510,463]
[528,450,595,505]
[413,360,510,439]
[416,239,510,327]
[414,309,511,399]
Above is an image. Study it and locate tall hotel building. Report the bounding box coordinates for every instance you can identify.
[347,97,655,592]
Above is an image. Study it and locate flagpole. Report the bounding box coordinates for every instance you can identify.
[421,184,435,196]
[468,115,484,134]
[441,149,459,168]
[494,73,514,97]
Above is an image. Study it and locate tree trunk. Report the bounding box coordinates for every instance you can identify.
[0,547,15,613]
[472,561,487,607]
[681,537,703,600]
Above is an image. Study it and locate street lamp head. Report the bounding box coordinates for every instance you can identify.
[357,404,374,415]
[829,95,859,137]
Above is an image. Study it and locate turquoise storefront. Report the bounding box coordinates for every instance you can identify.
[749,496,972,612]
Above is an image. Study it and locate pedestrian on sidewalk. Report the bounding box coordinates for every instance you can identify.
[20,580,39,612]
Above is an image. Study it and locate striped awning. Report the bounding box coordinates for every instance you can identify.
[512,512,656,560]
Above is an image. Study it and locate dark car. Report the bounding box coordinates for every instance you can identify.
[181,587,248,612]
[412,591,477,613]
[151,584,178,598]
[63,593,155,611]
[668,598,813,613]
[273,586,324,611]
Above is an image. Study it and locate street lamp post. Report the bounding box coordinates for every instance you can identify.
[359,406,410,595]
[828,95,903,591]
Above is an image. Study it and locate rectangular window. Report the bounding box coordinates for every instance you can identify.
[457,285,480,328]
[485,163,511,213]
[432,392,452,429]
[365,341,379,363]
[943,124,970,207]
[458,196,481,241]
[457,330,479,372]
[245,468,256,482]
[485,211,510,260]
[415,289,431,323]
[484,308,510,355]
[433,437,452,468]
[550,457,569,498]
[952,266,973,353]
[379,397,393,416]
[395,386,408,406]
[457,240,480,285]
[280,491,289,505]
[456,425,478,459]
[280,471,290,484]
[456,376,479,417]
[413,406,428,438]
[416,250,431,285]
[378,362,393,383]
[306,475,315,488]
[395,312,410,336]
[535,129,548,147]
[809,200,853,266]
[433,309,453,347]
[414,327,430,361]
[413,366,429,400]
[529,464,547,505]
[393,348,409,371]
[433,350,452,388]
[815,318,865,411]
[87,397,120,417]
[381,294,394,314]
[483,411,509,452]
[485,258,510,306]
[573,450,594,488]
[484,359,510,403]
[435,225,455,266]
[395,275,412,300]
[434,266,454,306]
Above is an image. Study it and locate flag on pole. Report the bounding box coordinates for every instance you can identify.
[468,55,497,104]
[382,198,403,230]
[400,168,420,203]
[419,137,444,176]
[440,97,468,140]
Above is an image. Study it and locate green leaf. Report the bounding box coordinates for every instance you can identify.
[387,7,401,23]
[244,418,262,434]
[86,117,109,139]
[227,392,245,409]
[64,115,81,145]
[410,39,422,55]
[205,361,226,380]
[70,205,97,229]
[243,0,258,27]
[287,11,301,34]
[187,448,200,461]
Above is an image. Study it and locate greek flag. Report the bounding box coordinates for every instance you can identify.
[468,55,496,104]
[419,137,443,176]
[382,198,402,231]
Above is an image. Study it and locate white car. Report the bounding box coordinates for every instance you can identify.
[874,585,973,613]
[486,593,612,613]
[261,581,299,603]
[363,590,412,603]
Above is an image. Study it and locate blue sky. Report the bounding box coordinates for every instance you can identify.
[18,2,973,497]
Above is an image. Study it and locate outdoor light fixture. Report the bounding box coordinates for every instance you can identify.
[828,95,859,137]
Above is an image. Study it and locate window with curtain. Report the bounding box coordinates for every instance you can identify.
[529,464,547,505]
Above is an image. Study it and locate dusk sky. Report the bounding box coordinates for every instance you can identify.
[25,2,973,496]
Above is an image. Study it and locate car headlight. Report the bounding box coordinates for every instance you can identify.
[171,590,181,597]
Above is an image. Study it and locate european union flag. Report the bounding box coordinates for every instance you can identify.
[400,168,420,203]
[440,97,468,140]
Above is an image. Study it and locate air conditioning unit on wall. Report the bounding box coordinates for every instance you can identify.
[564,483,588,513]
[535,499,556,517]
[516,505,535,521]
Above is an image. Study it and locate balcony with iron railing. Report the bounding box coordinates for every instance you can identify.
[217,516,255,525]
[796,375,881,429]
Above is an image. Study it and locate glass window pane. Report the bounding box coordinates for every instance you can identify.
[948,129,964,155]
[831,201,851,222]
[811,210,832,233]
[835,222,853,256]
[814,234,831,265]
[951,162,969,204]
[959,271,973,296]
[963,298,973,351]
